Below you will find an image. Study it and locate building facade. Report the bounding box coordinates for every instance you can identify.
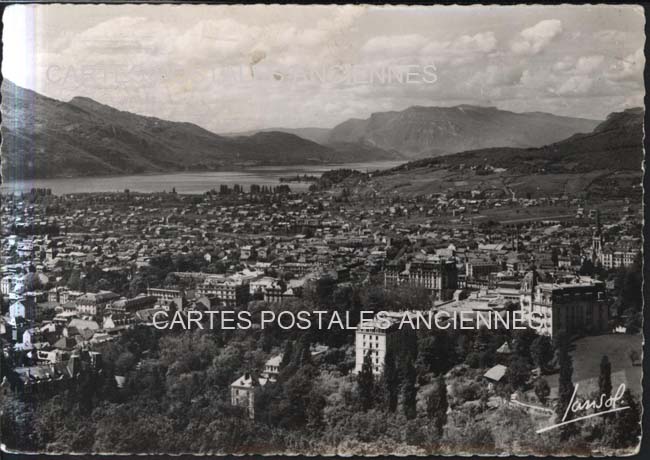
[147,287,183,302]
[230,372,268,419]
[354,313,416,375]
[9,298,37,325]
[520,272,608,337]
[599,249,638,269]
[106,295,157,314]
[75,291,120,316]
[384,257,458,301]
[197,277,250,307]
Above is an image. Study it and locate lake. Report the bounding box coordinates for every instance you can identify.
[0,161,404,195]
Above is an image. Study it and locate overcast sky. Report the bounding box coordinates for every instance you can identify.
[2,4,645,132]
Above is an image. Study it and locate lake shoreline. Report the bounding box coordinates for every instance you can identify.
[0,161,405,196]
[2,161,400,182]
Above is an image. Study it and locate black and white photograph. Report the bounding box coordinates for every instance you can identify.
[0,3,645,456]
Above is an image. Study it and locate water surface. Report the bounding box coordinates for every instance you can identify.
[1,161,404,195]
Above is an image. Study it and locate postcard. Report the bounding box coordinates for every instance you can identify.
[0,3,644,456]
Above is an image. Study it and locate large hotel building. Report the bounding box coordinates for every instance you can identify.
[384,256,458,301]
[520,272,608,337]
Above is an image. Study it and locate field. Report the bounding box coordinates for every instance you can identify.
[352,166,641,201]
[542,334,643,400]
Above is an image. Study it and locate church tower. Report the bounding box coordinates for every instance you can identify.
[529,263,537,303]
[591,210,603,261]
[519,263,538,315]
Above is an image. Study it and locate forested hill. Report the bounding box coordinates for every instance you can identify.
[385,108,644,175]
[0,80,396,180]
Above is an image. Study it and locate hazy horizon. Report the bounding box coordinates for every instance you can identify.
[2,77,614,136]
[2,4,645,132]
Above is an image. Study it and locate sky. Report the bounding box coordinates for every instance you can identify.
[2,4,646,132]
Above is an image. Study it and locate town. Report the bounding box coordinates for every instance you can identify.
[0,177,642,455]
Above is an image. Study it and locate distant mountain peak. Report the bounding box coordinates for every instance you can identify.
[329,105,602,158]
[222,126,333,145]
[368,107,643,199]
[402,107,643,174]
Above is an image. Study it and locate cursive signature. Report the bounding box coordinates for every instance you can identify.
[536,383,629,433]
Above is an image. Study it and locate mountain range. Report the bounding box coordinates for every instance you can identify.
[327,105,601,158]
[2,80,395,180]
[223,127,331,145]
[332,107,643,199]
[0,79,627,181]
[223,106,602,160]
[392,107,644,174]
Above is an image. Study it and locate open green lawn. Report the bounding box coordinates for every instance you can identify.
[543,334,643,400]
